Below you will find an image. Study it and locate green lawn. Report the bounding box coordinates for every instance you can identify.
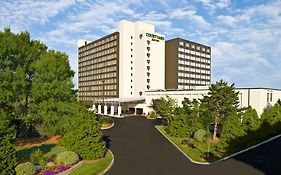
[70,150,113,175]
[16,144,57,161]
[156,125,222,163]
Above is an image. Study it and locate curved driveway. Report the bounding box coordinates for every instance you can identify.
[102,116,281,175]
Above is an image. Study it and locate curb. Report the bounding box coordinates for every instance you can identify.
[101,122,115,130]
[57,161,84,175]
[99,149,114,175]
[213,133,281,164]
[155,126,281,165]
[155,126,210,165]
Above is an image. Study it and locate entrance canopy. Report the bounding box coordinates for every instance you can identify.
[98,97,145,104]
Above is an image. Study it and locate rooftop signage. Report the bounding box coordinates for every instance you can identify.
[146,33,165,41]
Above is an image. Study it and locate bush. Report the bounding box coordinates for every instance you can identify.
[56,151,79,165]
[99,117,113,125]
[149,112,157,119]
[15,162,35,175]
[181,139,189,145]
[194,129,207,143]
[30,149,47,167]
[62,112,106,160]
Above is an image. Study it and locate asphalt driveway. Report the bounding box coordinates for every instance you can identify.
[102,116,281,175]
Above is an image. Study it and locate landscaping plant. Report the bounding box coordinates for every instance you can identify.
[15,162,35,175]
[56,151,79,165]
[30,149,47,167]
[194,129,207,143]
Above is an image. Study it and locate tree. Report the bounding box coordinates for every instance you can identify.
[242,107,260,131]
[157,96,177,124]
[167,113,191,137]
[28,50,75,136]
[201,80,239,140]
[277,99,281,106]
[218,111,246,150]
[0,118,18,175]
[0,28,47,136]
[61,105,106,160]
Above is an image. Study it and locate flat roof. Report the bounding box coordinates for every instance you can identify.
[98,97,145,104]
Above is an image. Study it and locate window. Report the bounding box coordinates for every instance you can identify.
[131,55,133,58]
[147,72,150,77]
[131,48,133,51]
[131,61,133,64]
[147,47,150,51]
[147,60,150,64]
[131,92,132,95]
[147,85,150,90]
[131,79,133,82]
[270,93,273,102]
[147,79,150,83]
[131,42,133,45]
[147,66,150,70]
[131,67,133,70]
[131,36,133,39]
[131,86,132,88]
[147,53,150,58]
[147,40,150,45]
[131,73,133,76]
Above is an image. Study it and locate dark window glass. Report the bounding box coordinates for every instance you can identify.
[147,40,150,45]
[147,66,150,70]
[147,47,150,51]
[147,53,150,58]
[147,85,150,90]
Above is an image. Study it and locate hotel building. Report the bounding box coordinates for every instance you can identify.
[165,38,211,90]
[78,20,165,104]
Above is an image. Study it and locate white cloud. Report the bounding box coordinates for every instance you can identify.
[0,0,77,31]
[170,8,210,28]
[217,15,237,26]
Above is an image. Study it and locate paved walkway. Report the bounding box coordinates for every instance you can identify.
[102,116,281,175]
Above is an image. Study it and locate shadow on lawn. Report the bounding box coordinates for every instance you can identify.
[17,144,56,161]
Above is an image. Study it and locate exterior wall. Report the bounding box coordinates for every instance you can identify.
[165,38,211,90]
[78,32,119,102]
[145,88,281,116]
[119,20,165,98]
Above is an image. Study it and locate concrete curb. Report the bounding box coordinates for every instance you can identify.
[156,126,281,165]
[57,161,84,175]
[213,133,281,164]
[101,122,115,130]
[155,126,210,165]
[99,149,114,175]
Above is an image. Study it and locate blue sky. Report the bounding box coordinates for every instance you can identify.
[1,0,281,89]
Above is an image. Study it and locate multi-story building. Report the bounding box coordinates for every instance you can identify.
[78,32,119,102]
[165,38,211,90]
[78,20,165,104]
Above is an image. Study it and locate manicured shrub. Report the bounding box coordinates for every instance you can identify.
[15,162,35,175]
[99,116,113,125]
[193,129,207,143]
[30,149,47,167]
[149,112,157,119]
[62,112,106,160]
[181,139,189,145]
[56,151,79,165]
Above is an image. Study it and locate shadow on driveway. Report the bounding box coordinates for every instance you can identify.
[102,116,281,175]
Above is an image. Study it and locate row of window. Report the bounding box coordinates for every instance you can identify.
[178,66,211,74]
[79,84,117,91]
[79,60,117,72]
[178,79,209,85]
[79,78,117,87]
[79,53,117,67]
[79,41,117,56]
[79,47,117,62]
[178,52,211,59]
[178,60,210,68]
[79,90,117,97]
[178,73,210,80]
[79,35,117,52]
[79,72,117,82]
[79,65,117,76]
[179,41,210,53]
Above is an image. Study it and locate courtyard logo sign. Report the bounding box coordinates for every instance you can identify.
[146,33,165,41]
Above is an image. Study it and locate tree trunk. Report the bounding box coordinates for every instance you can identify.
[213,118,218,140]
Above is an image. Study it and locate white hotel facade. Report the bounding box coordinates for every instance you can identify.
[78,20,281,117]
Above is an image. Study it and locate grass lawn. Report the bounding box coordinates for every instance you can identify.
[156,125,222,163]
[70,150,113,175]
[16,144,57,161]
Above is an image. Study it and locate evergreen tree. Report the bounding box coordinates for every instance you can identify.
[242,107,260,131]
[0,117,18,175]
[201,80,239,140]
[61,104,106,160]
[157,96,177,123]
[218,111,246,150]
